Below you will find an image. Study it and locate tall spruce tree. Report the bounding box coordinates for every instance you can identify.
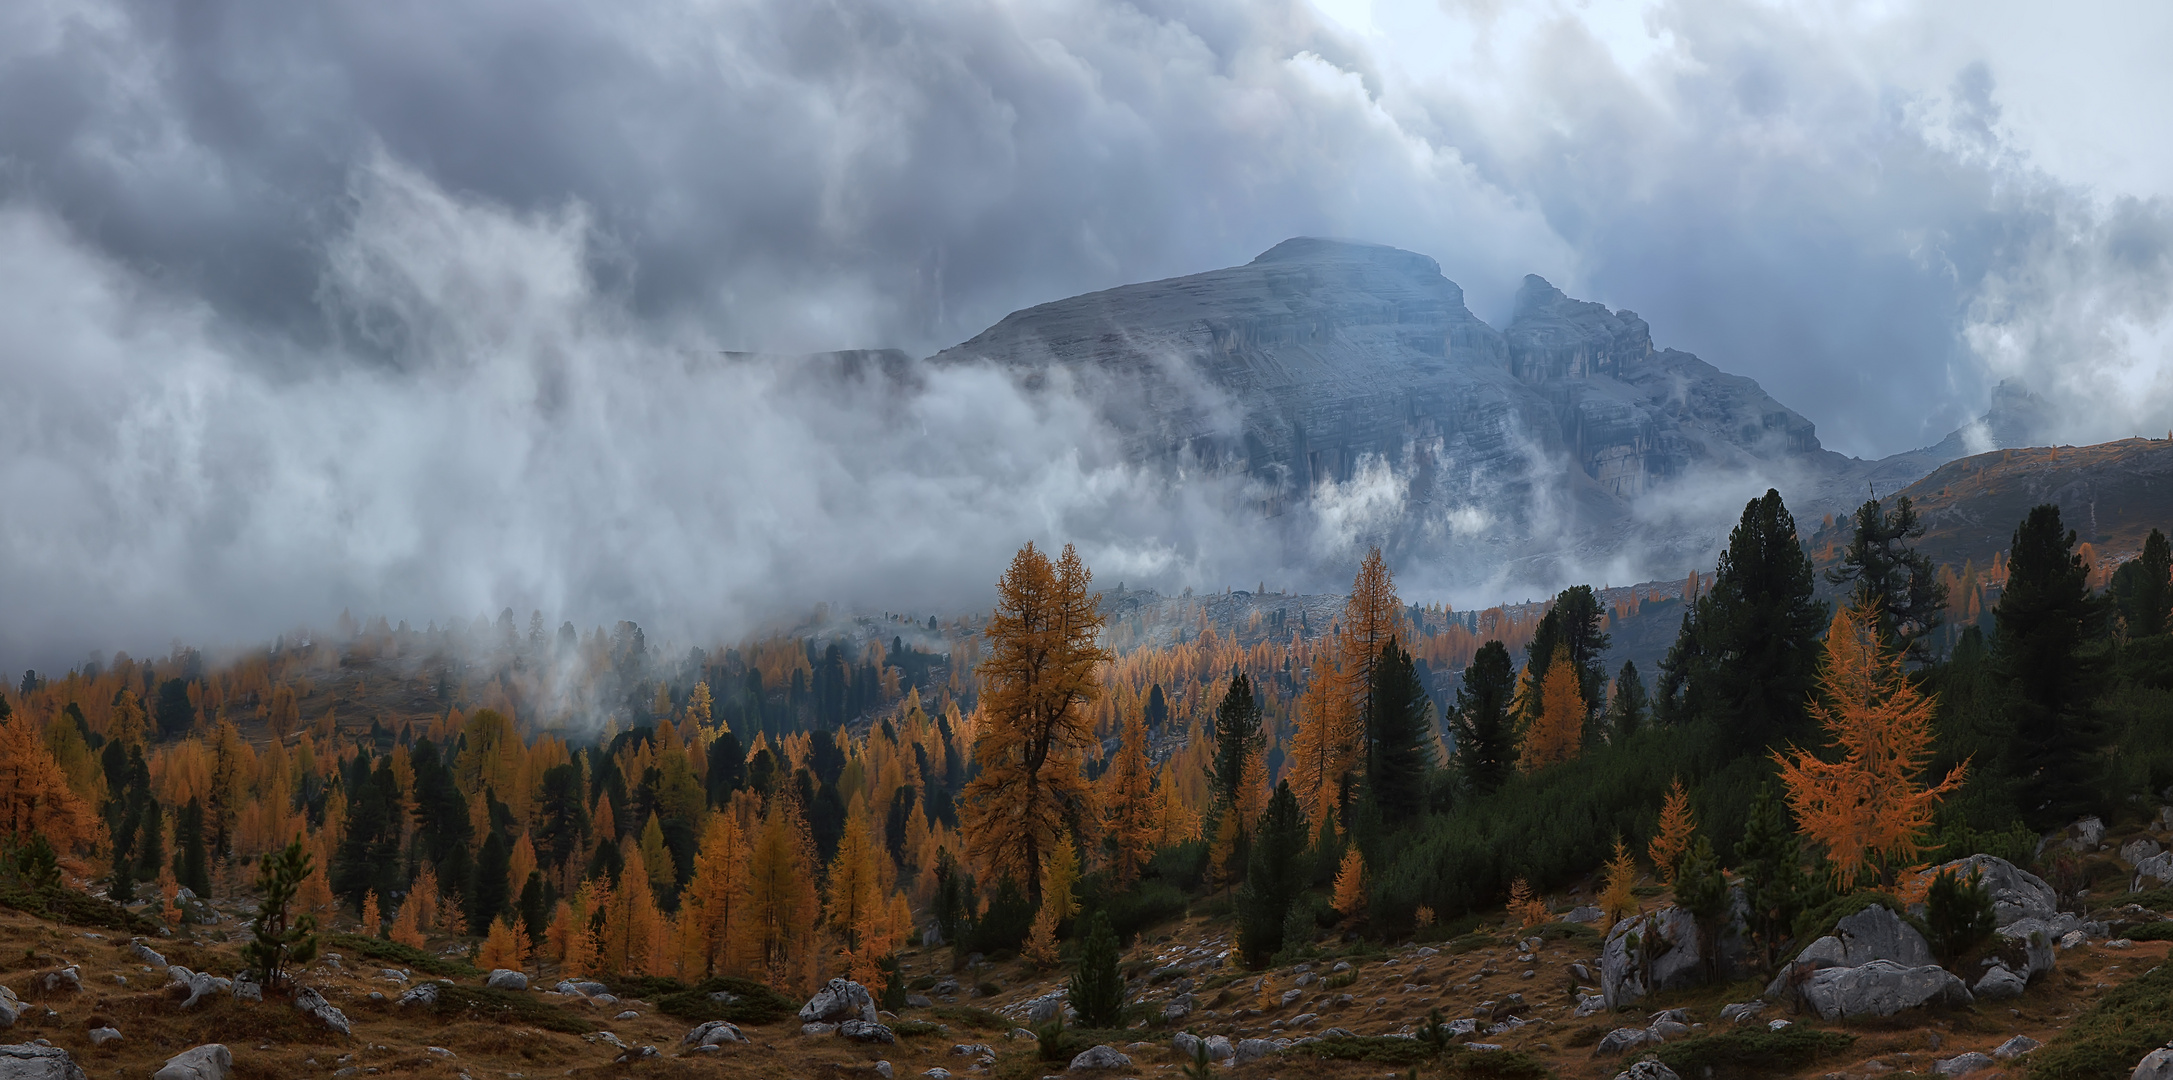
[1994,504,2108,830]
[175,797,211,898]
[1606,661,1648,740]
[1520,586,1612,716]
[1208,672,1264,814]
[1826,495,1947,662]
[1452,641,1517,795]
[1364,638,1433,824]
[1236,782,1308,966]
[1660,489,1827,755]
[2109,527,2173,637]
[1069,911,1125,1027]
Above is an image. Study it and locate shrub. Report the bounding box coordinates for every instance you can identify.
[428,985,593,1035]
[1652,1027,1857,1079]
[325,933,480,978]
[2027,959,2173,1079]
[241,837,319,988]
[1069,912,1125,1028]
[967,877,1035,955]
[928,1005,1007,1030]
[654,976,798,1025]
[1099,881,1188,942]
[1925,865,1995,962]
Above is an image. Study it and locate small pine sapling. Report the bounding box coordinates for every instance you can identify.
[1331,848,1367,923]
[1069,911,1125,1029]
[1507,877,1547,928]
[242,836,320,989]
[1925,866,1994,963]
[1673,836,1731,981]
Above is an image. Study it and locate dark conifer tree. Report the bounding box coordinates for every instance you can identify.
[1069,911,1125,1027]
[1995,503,2108,830]
[1364,639,1433,823]
[1144,683,1170,732]
[1662,489,1827,755]
[1236,782,1308,966]
[1451,641,1517,795]
[176,797,211,898]
[1207,673,1264,814]
[1826,495,1947,661]
[1520,586,1611,716]
[705,727,745,805]
[1606,661,1648,739]
[471,831,512,932]
[332,761,403,911]
[2109,527,2173,637]
[534,763,589,874]
[518,871,549,948]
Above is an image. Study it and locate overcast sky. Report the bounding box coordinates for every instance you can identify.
[2,0,2169,666]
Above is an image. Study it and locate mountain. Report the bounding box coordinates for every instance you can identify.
[1880,436,2173,572]
[929,237,1977,581]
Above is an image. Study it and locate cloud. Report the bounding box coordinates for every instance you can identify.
[1,0,2169,664]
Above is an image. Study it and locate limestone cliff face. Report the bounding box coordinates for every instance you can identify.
[932,237,1869,561]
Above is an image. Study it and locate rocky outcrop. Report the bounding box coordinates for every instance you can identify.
[151,1044,231,1080]
[0,1044,89,1080]
[1066,1045,1130,1071]
[485,970,527,991]
[1797,960,1972,1020]
[1925,856,2056,926]
[1601,897,1754,1009]
[2136,1041,2173,1080]
[800,979,879,1026]
[682,1021,749,1048]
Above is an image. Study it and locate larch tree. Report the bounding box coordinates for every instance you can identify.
[0,712,94,853]
[1285,674,1348,828]
[1775,603,1966,889]
[824,798,890,985]
[960,542,1109,903]
[1101,708,1159,886]
[1648,778,1695,885]
[1519,643,1585,772]
[1333,548,1401,813]
[730,795,821,992]
[1598,837,1638,927]
[677,811,747,978]
[1331,847,1367,922]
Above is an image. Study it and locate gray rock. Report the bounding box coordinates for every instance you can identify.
[2124,838,2165,867]
[1593,1028,1651,1056]
[906,994,933,1008]
[486,969,527,991]
[1006,1028,1036,1042]
[378,968,407,984]
[1972,964,2027,1001]
[2133,1043,2173,1080]
[0,1044,89,1080]
[1798,960,1972,1020]
[1330,961,1352,974]
[130,941,166,967]
[802,1023,840,1036]
[1928,855,2057,926]
[229,975,261,1003]
[1066,1045,1130,1071]
[2136,851,2173,892]
[950,1043,993,1058]
[556,979,609,997]
[293,986,352,1035]
[86,1030,120,1047]
[2071,816,2106,850]
[1574,993,1607,1018]
[1602,905,1732,1008]
[396,982,441,1006]
[0,987,21,1029]
[164,968,231,1010]
[800,979,880,1025]
[1992,1034,2040,1060]
[873,1060,892,1080]
[839,1019,897,1044]
[1994,918,2060,978]
[1204,1035,1234,1060]
[614,1010,639,1020]
[922,923,943,947]
[1232,1038,1277,1065]
[1279,988,1302,1006]
[2061,929,2089,950]
[923,1070,952,1080]
[1933,1051,1994,1077]
[1612,1064,1682,1080]
[151,1044,231,1080]
[1171,1032,1201,1058]
[1832,905,1935,967]
[1566,905,1604,923]
[1648,1019,1691,1041]
[37,968,77,996]
[1718,1000,1764,1023]
[682,1021,749,1047]
[1160,996,1194,1022]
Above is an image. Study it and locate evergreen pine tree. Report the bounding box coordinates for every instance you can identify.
[1236,782,1308,966]
[242,836,319,988]
[1208,672,1264,815]
[1661,489,1827,754]
[1451,641,1516,795]
[1826,495,1948,662]
[1519,586,1612,718]
[2109,527,2173,637]
[176,797,211,898]
[1363,639,1433,822]
[1994,504,2108,830]
[1606,661,1647,739]
[1733,784,1807,967]
[1069,911,1125,1028]
[472,830,512,933]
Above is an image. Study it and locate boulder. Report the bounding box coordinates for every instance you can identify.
[1600,907,1699,1009]
[396,982,444,1006]
[1932,1051,1993,1077]
[1232,1039,1277,1065]
[1593,1028,1651,1056]
[1992,1035,2040,1060]
[682,1021,749,1047]
[1204,1035,1234,1061]
[2071,816,2106,850]
[1574,994,1606,1018]
[555,980,609,997]
[1613,1064,1682,1080]
[1171,1032,1201,1058]
[230,976,261,1003]
[2136,851,2173,892]
[0,987,22,1028]
[2136,1043,2173,1080]
[2123,839,2165,867]
[152,1044,232,1080]
[802,1023,839,1036]
[800,979,879,1025]
[1972,964,2027,1001]
[1798,960,1972,1020]
[1024,992,1065,1024]
[1718,1000,1764,1023]
[839,1019,897,1044]
[130,941,167,967]
[486,970,527,991]
[1161,996,1193,1022]
[86,1029,120,1047]
[1926,855,2057,926]
[1993,919,2060,979]
[921,923,943,947]
[0,1044,89,1080]
[164,968,231,1010]
[1832,905,1935,967]
[293,986,352,1035]
[1066,1045,1131,1071]
[1565,906,1603,924]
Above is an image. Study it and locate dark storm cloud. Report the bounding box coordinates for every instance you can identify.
[0,0,2167,666]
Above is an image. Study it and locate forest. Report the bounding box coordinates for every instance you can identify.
[0,485,2169,1047]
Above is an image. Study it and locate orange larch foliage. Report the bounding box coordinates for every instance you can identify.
[1648,777,1696,885]
[729,794,822,993]
[677,810,747,979]
[824,799,893,985]
[0,713,95,853]
[387,895,425,949]
[960,542,1109,900]
[1099,708,1159,886]
[1519,643,1584,772]
[1599,836,1640,928]
[361,891,381,937]
[1507,877,1547,928]
[1332,847,1367,921]
[478,915,527,972]
[1774,603,1967,890]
